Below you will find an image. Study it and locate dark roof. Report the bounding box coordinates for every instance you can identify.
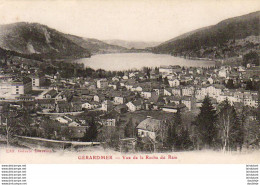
[147,95,164,104]
[163,103,186,109]
[45,89,57,97]
[132,99,143,106]
[100,110,119,119]
[114,104,128,110]
[36,99,55,104]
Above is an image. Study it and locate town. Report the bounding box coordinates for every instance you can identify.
[0,53,259,153]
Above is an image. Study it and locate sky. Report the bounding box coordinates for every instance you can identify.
[0,0,259,42]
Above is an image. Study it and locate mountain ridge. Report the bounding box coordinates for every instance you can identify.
[63,34,128,54]
[0,22,91,59]
[0,22,132,60]
[104,39,161,49]
[152,11,260,59]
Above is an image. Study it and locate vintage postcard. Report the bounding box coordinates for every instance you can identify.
[0,0,259,164]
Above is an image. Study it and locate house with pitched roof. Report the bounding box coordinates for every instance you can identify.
[43,89,58,99]
[126,99,143,112]
[101,100,114,112]
[169,79,180,87]
[136,117,162,141]
[164,88,172,96]
[99,110,120,127]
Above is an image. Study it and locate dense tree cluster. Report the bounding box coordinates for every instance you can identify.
[242,51,259,67]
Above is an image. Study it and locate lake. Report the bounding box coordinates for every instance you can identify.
[75,53,215,71]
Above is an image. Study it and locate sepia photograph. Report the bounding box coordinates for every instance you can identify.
[0,0,259,164]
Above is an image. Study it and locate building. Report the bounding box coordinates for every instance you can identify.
[99,110,120,127]
[97,79,108,89]
[162,104,178,113]
[169,79,180,87]
[181,96,196,111]
[101,100,114,112]
[55,101,82,113]
[82,102,93,110]
[12,78,32,95]
[94,95,105,102]
[205,85,224,98]
[159,65,181,76]
[30,74,45,87]
[136,117,162,141]
[172,88,182,96]
[43,89,58,99]
[164,88,172,96]
[126,100,142,112]
[218,69,228,78]
[82,102,99,110]
[181,86,195,96]
[55,117,69,124]
[162,103,186,113]
[114,96,125,104]
[141,90,157,99]
[0,75,32,97]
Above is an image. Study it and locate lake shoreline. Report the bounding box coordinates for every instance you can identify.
[74,52,215,71]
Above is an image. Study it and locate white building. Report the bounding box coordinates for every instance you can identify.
[164,89,172,96]
[172,88,182,96]
[205,85,224,98]
[159,65,181,76]
[182,86,195,96]
[169,79,180,87]
[81,102,94,109]
[30,74,45,87]
[55,117,69,124]
[0,75,32,98]
[136,117,162,141]
[126,100,142,112]
[97,79,108,89]
[114,96,125,104]
[218,69,228,78]
[141,91,157,99]
[101,100,113,112]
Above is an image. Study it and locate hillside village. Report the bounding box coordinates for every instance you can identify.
[0,54,259,152]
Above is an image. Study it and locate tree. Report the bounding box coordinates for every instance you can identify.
[158,75,162,82]
[84,121,98,142]
[124,117,135,138]
[18,109,33,136]
[242,106,260,150]
[245,80,254,90]
[156,120,169,150]
[173,109,192,150]
[166,119,177,151]
[257,91,260,122]
[1,110,20,146]
[242,51,259,67]
[165,109,193,151]
[174,108,182,126]
[194,96,217,149]
[178,128,193,150]
[217,100,241,151]
[146,68,151,79]
[236,106,247,151]
[163,77,169,86]
[39,117,61,139]
[226,79,234,89]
